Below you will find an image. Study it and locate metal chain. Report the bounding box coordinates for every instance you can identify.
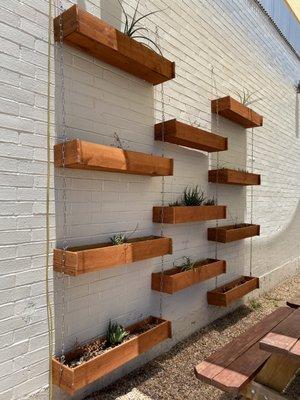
[156,27,165,319]
[58,0,68,373]
[249,128,254,277]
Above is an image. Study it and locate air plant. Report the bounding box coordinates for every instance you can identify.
[110,223,139,245]
[182,186,205,206]
[117,0,163,54]
[179,257,195,272]
[106,321,129,346]
[235,89,262,106]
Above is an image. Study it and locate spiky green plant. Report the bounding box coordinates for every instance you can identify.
[106,321,129,346]
[110,233,127,245]
[204,197,216,206]
[117,0,163,54]
[169,200,183,207]
[179,257,195,272]
[235,89,262,106]
[182,186,205,206]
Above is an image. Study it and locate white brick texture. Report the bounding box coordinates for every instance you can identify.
[0,0,299,399]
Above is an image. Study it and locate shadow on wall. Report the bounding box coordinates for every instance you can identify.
[77,0,123,28]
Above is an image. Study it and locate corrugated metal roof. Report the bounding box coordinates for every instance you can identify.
[257,0,300,57]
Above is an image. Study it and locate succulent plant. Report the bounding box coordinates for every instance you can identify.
[106,321,129,347]
[179,257,195,272]
[204,197,216,206]
[110,233,127,245]
[182,186,205,206]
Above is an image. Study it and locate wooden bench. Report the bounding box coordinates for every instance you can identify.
[194,307,295,395]
[287,292,300,309]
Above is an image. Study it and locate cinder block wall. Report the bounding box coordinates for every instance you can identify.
[0,0,299,398]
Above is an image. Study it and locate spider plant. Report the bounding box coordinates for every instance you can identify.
[182,186,205,206]
[179,257,195,272]
[117,0,163,54]
[235,89,262,106]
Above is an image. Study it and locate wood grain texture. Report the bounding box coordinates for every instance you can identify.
[54,139,173,176]
[259,308,300,359]
[53,5,175,85]
[52,316,172,395]
[152,205,226,224]
[53,236,172,276]
[241,381,289,400]
[154,119,228,152]
[211,96,263,128]
[207,276,260,307]
[194,307,294,392]
[208,169,261,185]
[207,224,260,243]
[151,259,226,294]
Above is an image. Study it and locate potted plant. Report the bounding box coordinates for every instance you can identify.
[207,223,260,243]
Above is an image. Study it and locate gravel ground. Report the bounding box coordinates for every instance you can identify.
[86,275,300,400]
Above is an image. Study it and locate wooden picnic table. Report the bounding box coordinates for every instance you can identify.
[195,306,300,399]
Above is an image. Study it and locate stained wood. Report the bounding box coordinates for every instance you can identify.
[194,307,294,391]
[54,139,173,176]
[207,224,260,243]
[207,276,259,307]
[208,169,261,185]
[53,316,172,395]
[151,259,226,294]
[241,381,288,400]
[54,236,172,276]
[259,308,300,357]
[152,205,226,224]
[53,5,175,85]
[287,292,300,308]
[211,96,263,128]
[154,119,228,152]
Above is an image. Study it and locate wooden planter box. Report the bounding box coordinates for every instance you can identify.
[54,236,172,276]
[207,276,259,307]
[52,316,172,395]
[208,168,261,185]
[154,119,228,152]
[211,96,263,128]
[207,224,260,243]
[54,139,173,176]
[153,205,226,224]
[152,259,226,294]
[53,5,175,85]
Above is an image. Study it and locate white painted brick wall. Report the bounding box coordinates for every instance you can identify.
[0,0,299,398]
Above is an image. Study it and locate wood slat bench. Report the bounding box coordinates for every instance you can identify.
[194,307,294,394]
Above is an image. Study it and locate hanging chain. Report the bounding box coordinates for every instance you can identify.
[58,0,68,371]
[249,128,254,276]
[156,27,165,319]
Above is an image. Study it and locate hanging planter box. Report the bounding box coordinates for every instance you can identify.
[207,276,259,307]
[53,236,172,276]
[152,259,226,294]
[52,316,172,395]
[211,96,263,128]
[153,205,226,224]
[154,119,228,152]
[208,168,261,185]
[54,139,173,176]
[207,224,260,243]
[53,5,175,85]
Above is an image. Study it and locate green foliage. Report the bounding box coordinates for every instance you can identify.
[110,233,127,245]
[168,200,183,207]
[117,0,163,54]
[106,321,129,346]
[179,257,195,272]
[204,197,216,206]
[183,186,205,206]
[249,299,262,310]
[235,89,262,106]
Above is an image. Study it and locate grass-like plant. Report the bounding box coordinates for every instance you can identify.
[183,186,205,206]
[179,257,195,272]
[106,321,129,347]
[117,0,163,54]
[235,89,262,106]
[204,197,216,206]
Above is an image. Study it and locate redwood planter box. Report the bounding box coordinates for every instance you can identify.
[54,236,172,276]
[155,119,228,152]
[52,316,172,395]
[207,276,260,307]
[152,259,226,294]
[153,205,226,224]
[211,96,263,128]
[53,5,175,85]
[207,224,260,243]
[54,139,173,176]
[208,169,261,185]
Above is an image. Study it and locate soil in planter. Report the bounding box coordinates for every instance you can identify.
[220,223,250,230]
[218,277,250,293]
[58,321,159,368]
[164,258,215,275]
